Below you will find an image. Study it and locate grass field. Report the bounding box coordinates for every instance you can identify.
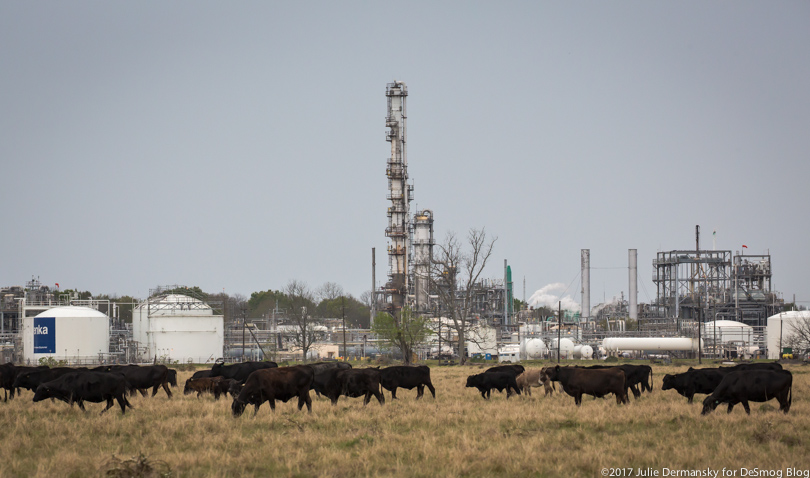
[1,362,809,478]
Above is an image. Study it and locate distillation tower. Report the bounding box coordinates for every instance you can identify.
[384,81,412,316]
[412,210,434,314]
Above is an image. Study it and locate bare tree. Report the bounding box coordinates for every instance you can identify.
[430,228,497,365]
[284,280,320,361]
[783,317,810,358]
[316,282,344,303]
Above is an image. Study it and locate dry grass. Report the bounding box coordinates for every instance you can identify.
[1,363,809,477]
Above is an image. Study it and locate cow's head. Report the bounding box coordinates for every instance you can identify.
[701,396,719,415]
[465,375,478,388]
[183,379,195,395]
[32,384,51,402]
[231,397,248,417]
[661,374,675,391]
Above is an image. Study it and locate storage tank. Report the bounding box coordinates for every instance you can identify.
[23,306,110,364]
[573,344,594,360]
[550,338,575,359]
[132,294,224,364]
[701,320,754,345]
[523,338,548,359]
[602,337,702,352]
[767,311,810,359]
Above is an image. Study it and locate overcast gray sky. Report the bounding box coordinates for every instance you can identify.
[2,2,808,308]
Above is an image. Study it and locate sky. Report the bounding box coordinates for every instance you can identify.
[2,2,809,308]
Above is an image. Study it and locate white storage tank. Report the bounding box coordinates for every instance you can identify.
[602,337,702,353]
[573,344,594,360]
[701,320,754,345]
[550,338,575,359]
[767,311,810,359]
[132,294,224,364]
[23,306,110,364]
[523,338,548,359]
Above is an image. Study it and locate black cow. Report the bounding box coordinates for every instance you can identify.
[1,364,47,401]
[14,367,86,392]
[702,370,792,415]
[33,371,134,414]
[167,369,178,387]
[484,365,525,376]
[184,377,235,400]
[544,365,628,406]
[662,368,729,403]
[210,361,278,383]
[319,368,385,406]
[379,365,436,400]
[231,365,315,417]
[465,372,521,400]
[190,369,213,379]
[308,362,352,397]
[107,365,173,398]
[581,364,653,399]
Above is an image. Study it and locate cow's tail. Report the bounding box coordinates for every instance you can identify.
[649,368,654,391]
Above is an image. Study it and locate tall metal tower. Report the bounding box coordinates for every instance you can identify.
[412,209,434,314]
[384,81,412,317]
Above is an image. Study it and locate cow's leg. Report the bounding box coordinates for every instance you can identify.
[101,397,115,415]
[162,382,173,398]
[480,390,488,400]
[575,393,582,406]
[390,387,398,400]
[77,400,87,412]
[416,385,424,399]
[363,391,371,406]
[138,388,148,397]
[151,385,160,397]
[631,385,641,399]
[741,400,751,415]
[375,389,385,405]
[300,392,312,413]
[427,382,436,398]
[726,403,735,414]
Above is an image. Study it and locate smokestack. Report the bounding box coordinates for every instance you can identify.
[371,247,376,327]
[581,250,590,322]
[629,249,638,321]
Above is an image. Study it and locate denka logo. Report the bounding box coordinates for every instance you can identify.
[34,325,49,335]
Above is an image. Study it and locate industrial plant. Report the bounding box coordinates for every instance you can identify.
[0,82,803,366]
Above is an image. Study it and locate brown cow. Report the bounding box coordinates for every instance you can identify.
[231,365,315,417]
[544,365,628,406]
[184,377,231,400]
[517,369,555,397]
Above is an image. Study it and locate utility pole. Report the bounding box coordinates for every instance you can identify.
[341,296,347,361]
[241,305,247,362]
[557,301,562,363]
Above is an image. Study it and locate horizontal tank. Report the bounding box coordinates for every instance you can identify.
[23,306,110,364]
[602,337,702,352]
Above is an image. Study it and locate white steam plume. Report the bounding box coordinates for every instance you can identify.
[528,283,581,312]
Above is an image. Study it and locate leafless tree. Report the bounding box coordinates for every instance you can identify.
[783,317,810,357]
[316,282,344,303]
[284,280,320,361]
[430,228,497,365]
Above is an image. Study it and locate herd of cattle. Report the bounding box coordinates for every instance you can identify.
[0,360,793,417]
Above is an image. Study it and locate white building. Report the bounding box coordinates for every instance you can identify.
[132,294,223,364]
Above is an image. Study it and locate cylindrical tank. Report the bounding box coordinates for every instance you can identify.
[132,294,224,364]
[602,337,702,352]
[573,344,594,359]
[524,338,548,359]
[23,306,110,364]
[550,338,575,359]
